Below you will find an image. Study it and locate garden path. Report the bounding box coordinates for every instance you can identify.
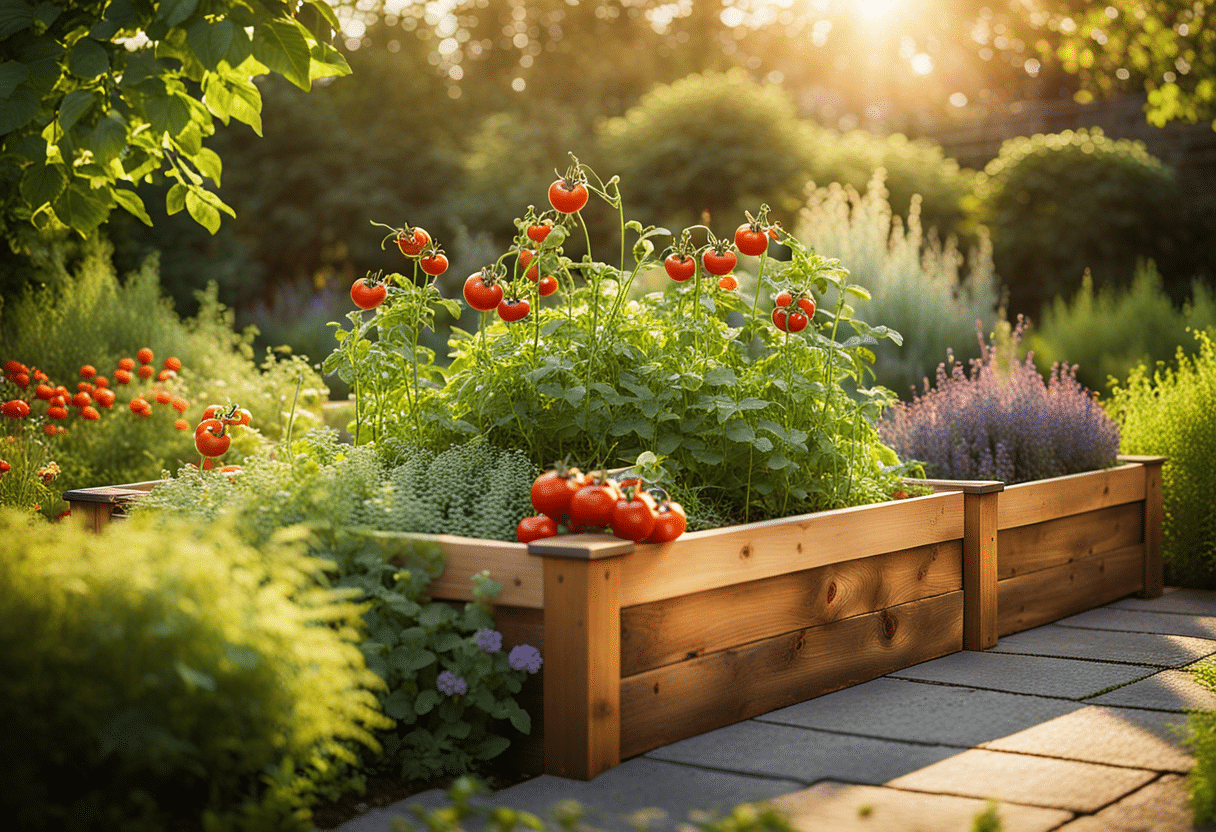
[336,588,1216,832]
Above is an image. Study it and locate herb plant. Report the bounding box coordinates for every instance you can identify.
[879,319,1120,484]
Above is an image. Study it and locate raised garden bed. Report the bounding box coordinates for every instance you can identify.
[63,462,1164,781]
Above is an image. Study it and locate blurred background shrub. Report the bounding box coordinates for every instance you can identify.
[794,171,998,398]
[0,510,385,831]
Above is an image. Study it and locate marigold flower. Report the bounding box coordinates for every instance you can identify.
[118,357,135,371]
[137,347,154,365]
[137,365,154,379]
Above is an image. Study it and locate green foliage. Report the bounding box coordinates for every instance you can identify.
[971,128,1182,317]
[0,236,326,514]
[1188,659,1216,824]
[0,417,54,512]
[794,170,998,398]
[1027,262,1216,394]
[598,71,810,229]
[1108,331,1216,587]
[0,509,386,831]
[804,126,977,242]
[0,0,350,239]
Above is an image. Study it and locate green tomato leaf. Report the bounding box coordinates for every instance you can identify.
[112,187,152,226]
[67,38,109,79]
[19,162,66,209]
[252,19,312,91]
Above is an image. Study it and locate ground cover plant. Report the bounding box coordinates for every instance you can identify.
[0,509,386,832]
[879,318,1120,484]
[1187,658,1216,823]
[1108,331,1216,588]
[327,160,913,525]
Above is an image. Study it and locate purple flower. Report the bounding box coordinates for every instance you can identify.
[508,644,543,674]
[436,670,468,697]
[474,629,503,654]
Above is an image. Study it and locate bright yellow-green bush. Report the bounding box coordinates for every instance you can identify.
[0,510,389,831]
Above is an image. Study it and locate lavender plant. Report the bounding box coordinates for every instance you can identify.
[879,319,1120,484]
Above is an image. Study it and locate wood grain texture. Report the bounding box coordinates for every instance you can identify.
[542,556,621,780]
[1139,459,1165,599]
[996,464,1146,530]
[963,490,999,650]
[997,543,1145,636]
[429,536,544,609]
[620,541,962,676]
[997,502,1144,579]
[619,592,963,758]
[620,492,964,607]
[68,501,112,533]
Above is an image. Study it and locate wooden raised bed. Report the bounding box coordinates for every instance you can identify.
[916,455,1165,646]
[64,484,970,781]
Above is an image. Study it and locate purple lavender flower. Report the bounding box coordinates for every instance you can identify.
[508,644,543,674]
[436,670,468,697]
[474,628,503,654]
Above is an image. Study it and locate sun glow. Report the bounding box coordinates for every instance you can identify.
[854,0,902,20]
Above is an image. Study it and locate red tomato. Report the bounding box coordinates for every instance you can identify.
[734,223,768,257]
[569,481,619,527]
[396,226,430,257]
[645,501,687,543]
[0,460,9,474]
[11,372,27,388]
[518,249,540,281]
[137,347,154,365]
[717,274,738,291]
[420,252,448,276]
[497,298,530,322]
[771,308,788,332]
[113,369,131,384]
[537,276,558,297]
[516,515,560,544]
[2,360,25,376]
[47,405,68,420]
[195,419,231,457]
[35,384,53,400]
[72,392,91,408]
[94,377,109,388]
[81,406,100,421]
[351,277,387,310]
[702,248,737,276]
[797,296,816,317]
[526,220,553,244]
[548,179,589,213]
[94,389,116,408]
[531,469,585,520]
[787,311,809,333]
[664,253,696,282]
[610,491,657,542]
[1,399,30,418]
[463,272,503,312]
[775,291,793,308]
[129,397,149,414]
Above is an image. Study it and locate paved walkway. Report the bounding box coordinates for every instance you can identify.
[337,589,1216,832]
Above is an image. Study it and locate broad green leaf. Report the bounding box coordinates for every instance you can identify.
[85,112,126,163]
[508,702,531,734]
[304,0,341,31]
[185,189,220,233]
[186,17,234,71]
[165,181,187,215]
[225,74,261,135]
[67,38,109,79]
[19,162,66,209]
[309,40,350,81]
[58,88,97,133]
[0,61,29,98]
[201,73,233,123]
[252,19,311,91]
[473,736,511,760]
[724,421,755,444]
[31,2,58,27]
[193,146,221,185]
[382,689,413,720]
[143,89,192,136]
[156,0,198,28]
[112,188,151,225]
[752,437,774,452]
[0,3,35,39]
[414,689,440,715]
[765,451,790,470]
[53,181,111,235]
[0,85,39,133]
[223,24,252,68]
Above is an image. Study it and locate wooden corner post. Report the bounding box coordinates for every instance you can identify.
[960,482,1002,650]
[1120,455,1166,599]
[528,535,634,780]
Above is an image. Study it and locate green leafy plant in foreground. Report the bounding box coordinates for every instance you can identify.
[329,161,911,524]
[1186,659,1216,824]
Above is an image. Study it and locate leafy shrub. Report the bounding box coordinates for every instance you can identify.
[879,319,1120,484]
[804,126,977,242]
[794,170,998,398]
[133,432,542,779]
[1026,262,1216,394]
[0,510,386,832]
[0,236,326,512]
[597,71,810,229]
[1108,331,1216,588]
[971,128,1180,317]
[1187,660,1216,823]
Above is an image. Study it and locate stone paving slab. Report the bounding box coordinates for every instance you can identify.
[757,676,1083,748]
[988,624,1216,668]
[644,719,960,786]
[978,705,1193,773]
[1088,668,1216,712]
[888,650,1154,699]
[887,748,1158,812]
[1054,774,1205,832]
[1057,607,1216,640]
[770,781,1073,832]
[1114,589,1216,618]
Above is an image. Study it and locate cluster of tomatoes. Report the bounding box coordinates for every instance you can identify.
[517,467,687,545]
[771,291,817,333]
[1,350,190,436]
[192,403,251,472]
[351,223,451,311]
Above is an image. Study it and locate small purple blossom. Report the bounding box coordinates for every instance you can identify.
[508,644,543,674]
[474,628,503,653]
[436,670,468,697]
